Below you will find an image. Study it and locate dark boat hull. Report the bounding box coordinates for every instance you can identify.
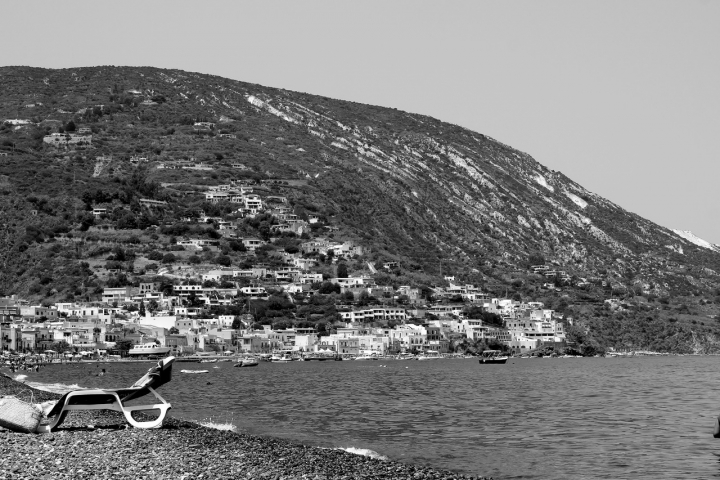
[478,358,508,364]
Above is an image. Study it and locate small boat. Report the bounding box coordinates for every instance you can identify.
[355,355,378,361]
[270,352,293,363]
[478,350,509,365]
[181,369,209,374]
[417,351,442,360]
[234,358,259,368]
[200,359,218,363]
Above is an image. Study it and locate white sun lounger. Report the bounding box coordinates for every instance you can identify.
[39,356,175,432]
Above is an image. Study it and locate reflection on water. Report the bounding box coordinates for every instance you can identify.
[19,356,720,479]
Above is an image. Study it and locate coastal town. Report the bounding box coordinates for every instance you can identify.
[0,199,569,358]
[0,289,567,358]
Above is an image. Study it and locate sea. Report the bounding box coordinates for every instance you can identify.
[12,355,720,479]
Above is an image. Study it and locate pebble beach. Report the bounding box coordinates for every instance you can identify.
[0,374,492,480]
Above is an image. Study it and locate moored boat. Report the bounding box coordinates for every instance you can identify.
[270,352,294,363]
[478,350,509,364]
[234,358,259,368]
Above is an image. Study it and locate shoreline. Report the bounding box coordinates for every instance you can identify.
[0,374,491,480]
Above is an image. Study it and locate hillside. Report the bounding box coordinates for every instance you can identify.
[2,65,720,352]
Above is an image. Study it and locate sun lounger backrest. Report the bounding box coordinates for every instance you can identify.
[130,356,175,389]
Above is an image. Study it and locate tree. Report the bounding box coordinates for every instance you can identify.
[162,253,176,264]
[231,317,243,329]
[216,255,232,267]
[65,120,76,132]
[147,299,159,314]
[51,340,71,353]
[336,262,348,278]
[139,300,146,317]
[114,339,134,351]
[168,327,179,335]
[318,282,341,294]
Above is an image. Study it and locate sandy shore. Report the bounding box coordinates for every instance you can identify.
[0,374,491,480]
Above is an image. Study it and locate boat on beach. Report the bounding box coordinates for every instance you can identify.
[127,343,172,356]
[478,350,509,364]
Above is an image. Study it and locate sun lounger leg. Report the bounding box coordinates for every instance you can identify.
[121,387,172,429]
[122,403,171,429]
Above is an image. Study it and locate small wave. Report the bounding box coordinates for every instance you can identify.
[197,420,237,432]
[338,447,389,461]
[26,382,86,395]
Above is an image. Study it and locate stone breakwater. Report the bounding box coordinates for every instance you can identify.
[0,375,491,480]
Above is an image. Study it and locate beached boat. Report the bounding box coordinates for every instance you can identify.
[478,350,509,365]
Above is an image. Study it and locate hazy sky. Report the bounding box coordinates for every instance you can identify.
[3,1,719,242]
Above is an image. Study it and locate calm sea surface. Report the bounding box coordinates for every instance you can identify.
[17,356,720,479]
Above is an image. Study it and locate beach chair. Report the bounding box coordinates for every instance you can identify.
[39,356,175,432]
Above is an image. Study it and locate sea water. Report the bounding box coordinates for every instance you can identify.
[16,356,720,479]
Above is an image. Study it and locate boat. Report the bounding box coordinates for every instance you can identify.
[354,355,378,360]
[200,359,218,363]
[270,352,293,363]
[478,350,509,364]
[417,351,442,360]
[128,343,172,356]
[180,369,209,374]
[234,358,259,368]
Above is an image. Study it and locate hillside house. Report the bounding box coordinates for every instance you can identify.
[43,133,92,146]
[205,192,229,203]
[243,194,262,211]
[240,286,268,300]
[139,198,167,209]
[193,122,215,130]
[102,287,134,304]
[176,239,220,250]
[242,238,265,251]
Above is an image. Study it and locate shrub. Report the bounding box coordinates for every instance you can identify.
[216,255,232,267]
[147,251,163,261]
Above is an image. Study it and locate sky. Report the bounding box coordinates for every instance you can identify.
[3,0,719,242]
